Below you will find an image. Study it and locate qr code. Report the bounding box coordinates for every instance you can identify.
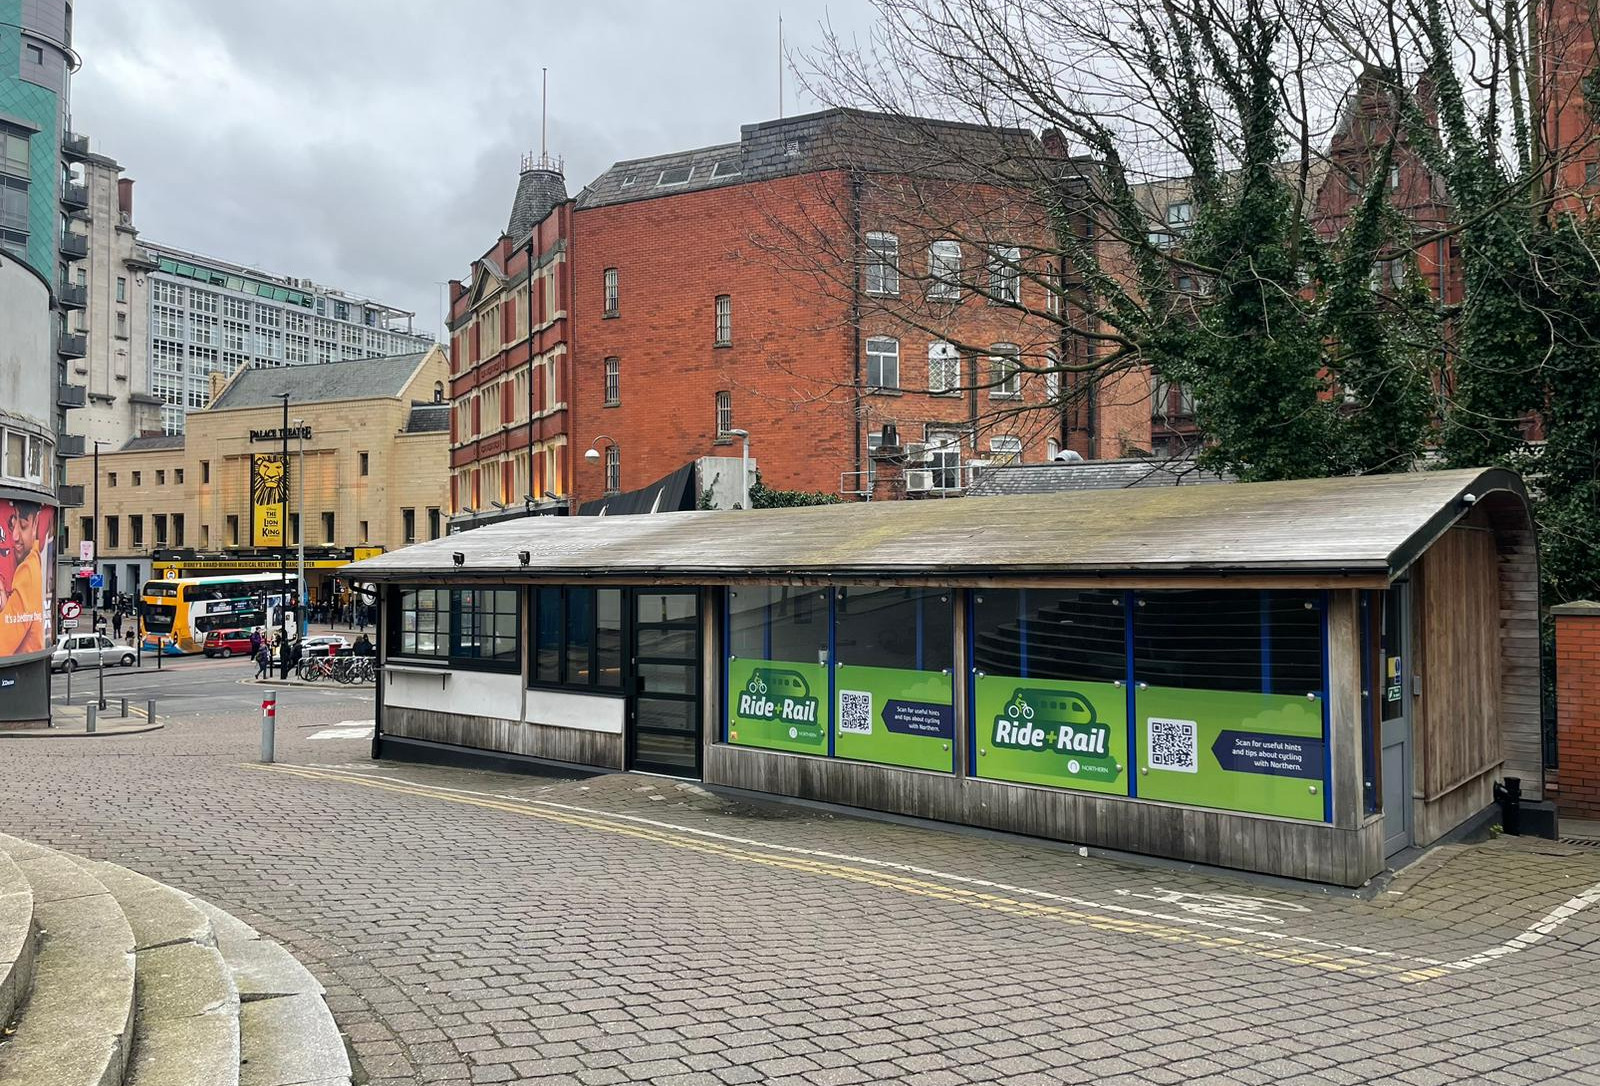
[1148,717,1199,773]
[839,690,872,735]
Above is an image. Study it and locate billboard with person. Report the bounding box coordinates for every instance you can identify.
[0,498,55,660]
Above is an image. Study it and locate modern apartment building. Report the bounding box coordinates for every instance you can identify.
[138,243,434,434]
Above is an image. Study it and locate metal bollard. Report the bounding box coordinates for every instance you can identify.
[146,698,156,725]
[86,702,97,733]
[120,696,129,718]
[260,690,276,763]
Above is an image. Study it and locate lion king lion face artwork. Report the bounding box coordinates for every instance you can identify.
[252,455,286,505]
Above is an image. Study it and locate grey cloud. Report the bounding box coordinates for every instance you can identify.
[69,1,879,335]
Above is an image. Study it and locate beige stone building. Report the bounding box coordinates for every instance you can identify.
[63,347,450,607]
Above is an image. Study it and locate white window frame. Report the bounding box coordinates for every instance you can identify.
[603,268,619,316]
[604,445,620,495]
[989,344,1021,398]
[928,341,960,396]
[714,295,732,346]
[989,435,1023,464]
[987,244,1021,305]
[928,240,962,300]
[1166,201,1194,229]
[716,390,733,435]
[865,232,900,295]
[927,430,964,491]
[865,336,900,391]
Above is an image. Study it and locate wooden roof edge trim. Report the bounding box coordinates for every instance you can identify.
[339,569,1390,590]
[1383,468,1533,580]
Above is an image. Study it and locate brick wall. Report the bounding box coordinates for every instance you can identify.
[1553,601,1600,819]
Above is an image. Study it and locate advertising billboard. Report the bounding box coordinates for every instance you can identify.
[0,498,55,660]
[251,453,286,547]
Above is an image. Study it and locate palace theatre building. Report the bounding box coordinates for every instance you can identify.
[345,469,1545,886]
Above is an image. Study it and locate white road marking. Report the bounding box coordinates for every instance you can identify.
[1447,880,1600,970]
[306,721,375,740]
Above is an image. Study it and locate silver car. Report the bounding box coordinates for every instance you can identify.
[50,633,137,672]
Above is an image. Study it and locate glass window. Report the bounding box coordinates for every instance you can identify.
[928,342,959,395]
[865,232,899,295]
[534,587,562,682]
[928,240,961,299]
[989,435,1022,464]
[987,244,1021,305]
[836,587,953,672]
[397,588,447,658]
[453,588,520,663]
[833,587,956,772]
[603,268,619,316]
[565,588,594,683]
[3,430,24,478]
[727,586,830,755]
[596,590,623,689]
[529,587,623,689]
[865,336,899,390]
[1134,590,1321,694]
[990,344,1021,397]
[715,390,732,435]
[714,295,731,346]
[604,357,620,405]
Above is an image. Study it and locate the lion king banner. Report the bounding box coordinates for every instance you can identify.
[251,453,286,547]
[0,498,55,660]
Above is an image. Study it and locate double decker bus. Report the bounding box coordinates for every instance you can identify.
[138,573,299,654]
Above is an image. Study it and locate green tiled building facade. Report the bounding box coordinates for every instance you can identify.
[0,0,73,280]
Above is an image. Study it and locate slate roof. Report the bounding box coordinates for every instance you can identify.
[404,403,451,434]
[345,468,1527,585]
[578,107,1056,210]
[119,434,185,453]
[208,353,429,410]
[507,168,569,240]
[966,458,1233,497]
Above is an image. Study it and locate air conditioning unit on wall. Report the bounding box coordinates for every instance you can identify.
[904,442,932,465]
[905,469,934,493]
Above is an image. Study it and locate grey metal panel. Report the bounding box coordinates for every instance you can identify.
[349,468,1527,585]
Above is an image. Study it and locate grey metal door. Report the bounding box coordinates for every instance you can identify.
[1380,585,1413,855]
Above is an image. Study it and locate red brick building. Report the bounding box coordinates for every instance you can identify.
[447,156,573,525]
[1543,0,1600,211]
[569,111,1076,506]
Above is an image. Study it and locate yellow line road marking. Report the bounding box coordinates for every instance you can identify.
[245,762,1449,982]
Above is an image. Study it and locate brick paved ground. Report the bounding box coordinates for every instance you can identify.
[1,693,1598,1085]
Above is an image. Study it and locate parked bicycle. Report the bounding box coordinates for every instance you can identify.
[295,654,375,684]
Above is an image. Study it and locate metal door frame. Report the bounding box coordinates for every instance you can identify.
[626,588,704,778]
[1381,582,1414,855]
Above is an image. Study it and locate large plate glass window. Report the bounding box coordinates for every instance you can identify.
[971,590,1129,794]
[834,588,955,772]
[1133,590,1326,820]
[727,587,829,754]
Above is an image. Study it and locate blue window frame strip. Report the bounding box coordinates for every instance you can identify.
[966,589,978,777]
[915,592,925,671]
[1017,587,1029,678]
[721,590,732,743]
[1124,590,1138,798]
[1260,589,1273,694]
[827,589,838,758]
[1320,590,1333,824]
[1359,591,1377,815]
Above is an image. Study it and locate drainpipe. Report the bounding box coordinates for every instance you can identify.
[850,175,863,496]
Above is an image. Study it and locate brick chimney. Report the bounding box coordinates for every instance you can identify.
[869,422,907,501]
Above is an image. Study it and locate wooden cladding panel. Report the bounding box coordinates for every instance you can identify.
[1417,527,1503,801]
[387,706,623,769]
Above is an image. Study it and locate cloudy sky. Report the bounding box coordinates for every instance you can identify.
[72,1,880,339]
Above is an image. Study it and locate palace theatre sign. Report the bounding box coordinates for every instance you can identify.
[249,425,312,443]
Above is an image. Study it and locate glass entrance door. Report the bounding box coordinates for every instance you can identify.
[628,590,703,777]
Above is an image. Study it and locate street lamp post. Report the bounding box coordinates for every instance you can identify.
[726,428,751,511]
[274,393,291,674]
[294,418,306,636]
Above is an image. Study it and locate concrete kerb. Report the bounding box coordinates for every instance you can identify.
[0,702,164,739]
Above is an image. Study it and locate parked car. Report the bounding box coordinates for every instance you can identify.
[51,633,136,672]
[301,635,349,658]
[203,629,256,658]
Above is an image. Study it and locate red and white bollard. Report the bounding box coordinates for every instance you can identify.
[260,690,277,763]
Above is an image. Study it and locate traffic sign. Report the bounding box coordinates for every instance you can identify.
[61,619,79,630]
[59,600,81,620]
[89,574,105,589]
[79,540,94,563]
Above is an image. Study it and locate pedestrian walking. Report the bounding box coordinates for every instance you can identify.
[249,629,262,657]
[112,610,124,638]
[254,643,271,680]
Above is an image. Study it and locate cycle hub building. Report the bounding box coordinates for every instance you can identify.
[345,468,1543,885]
